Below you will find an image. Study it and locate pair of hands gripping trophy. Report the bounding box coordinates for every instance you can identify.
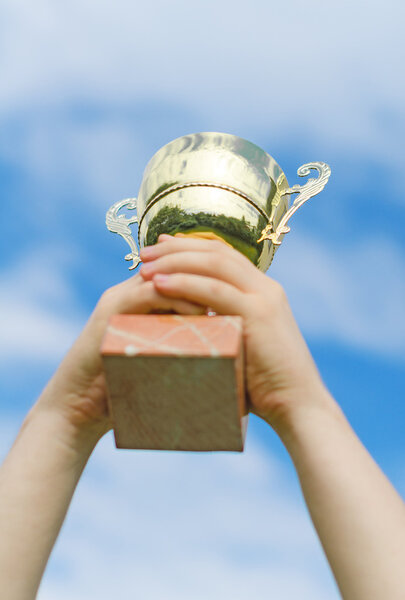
[0,235,404,600]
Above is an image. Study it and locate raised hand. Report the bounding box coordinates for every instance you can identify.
[39,272,205,442]
[139,234,327,433]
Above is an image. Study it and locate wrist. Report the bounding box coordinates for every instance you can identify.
[30,387,108,462]
[263,382,343,448]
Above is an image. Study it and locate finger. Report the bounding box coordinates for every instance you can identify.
[152,272,250,317]
[140,235,251,266]
[140,249,261,293]
[132,283,206,315]
[99,280,205,317]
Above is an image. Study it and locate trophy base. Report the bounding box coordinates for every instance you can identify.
[101,314,248,451]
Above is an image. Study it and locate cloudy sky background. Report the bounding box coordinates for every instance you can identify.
[1,1,405,598]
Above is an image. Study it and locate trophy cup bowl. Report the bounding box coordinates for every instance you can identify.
[106,132,331,272]
[102,132,331,452]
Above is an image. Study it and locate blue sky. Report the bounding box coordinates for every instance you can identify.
[1,1,404,598]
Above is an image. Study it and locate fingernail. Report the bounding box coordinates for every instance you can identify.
[158,234,172,242]
[153,274,170,284]
[140,246,155,258]
[140,263,153,275]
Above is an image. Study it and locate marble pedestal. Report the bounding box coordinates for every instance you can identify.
[101,314,247,451]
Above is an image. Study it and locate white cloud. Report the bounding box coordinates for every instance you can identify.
[32,432,338,600]
[0,246,85,361]
[0,299,79,360]
[0,108,151,204]
[0,0,404,167]
[272,233,405,358]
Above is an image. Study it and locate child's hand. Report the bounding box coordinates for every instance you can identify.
[38,273,205,444]
[140,235,327,432]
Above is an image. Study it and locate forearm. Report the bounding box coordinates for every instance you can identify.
[0,391,99,600]
[276,389,405,600]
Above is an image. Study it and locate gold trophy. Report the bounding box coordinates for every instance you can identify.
[101,132,331,452]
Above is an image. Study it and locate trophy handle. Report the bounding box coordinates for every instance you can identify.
[106,198,140,270]
[257,162,331,245]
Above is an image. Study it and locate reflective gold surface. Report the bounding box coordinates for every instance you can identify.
[106,132,331,272]
[138,132,289,271]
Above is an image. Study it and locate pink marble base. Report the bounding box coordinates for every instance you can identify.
[101,314,247,451]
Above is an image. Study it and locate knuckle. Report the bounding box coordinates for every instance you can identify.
[271,280,287,305]
[98,286,117,307]
[249,281,288,320]
[95,286,121,318]
[207,278,222,297]
[206,252,220,272]
[266,280,288,316]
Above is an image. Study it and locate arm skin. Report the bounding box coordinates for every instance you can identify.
[0,403,99,600]
[1,235,404,599]
[0,275,205,599]
[141,236,405,600]
[278,395,405,600]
